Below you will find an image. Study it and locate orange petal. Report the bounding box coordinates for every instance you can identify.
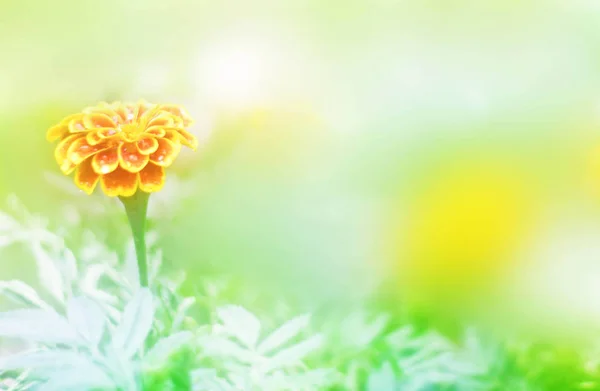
[159,104,194,126]
[126,103,140,122]
[83,113,117,129]
[67,137,109,165]
[85,107,121,125]
[136,100,156,121]
[100,166,138,197]
[92,148,119,174]
[136,137,159,155]
[118,142,149,173]
[55,134,84,173]
[68,116,88,133]
[139,163,165,193]
[74,158,100,195]
[149,138,181,167]
[111,102,129,123]
[146,126,166,138]
[86,128,118,146]
[147,113,175,128]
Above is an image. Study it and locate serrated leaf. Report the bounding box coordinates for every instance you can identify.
[112,288,155,358]
[67,297,106,346]
[144,331,193,370]
[31,245,64,304]
[0,280,52,310]
[216,305,261,349]
[257,314,311,355]
[0,309,80,345]
[191,369,236,391]
[43,369,116,391]
[263,369,338,390]
[0,351,109,381]
[266,334,324,371]
[198,336,257,364]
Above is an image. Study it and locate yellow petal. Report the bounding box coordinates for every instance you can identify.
[74,158,100,195]
[147,113,175,128]
[47,114,81,141]
[174,127,198,150]
[136,100,156,121]
[145,126,166,138]
[68,116,88,133]
[86,128,118,146]
[159,104,194,126]
[83,113,117,129]
[67,137,109,165]
[55,134,84,171]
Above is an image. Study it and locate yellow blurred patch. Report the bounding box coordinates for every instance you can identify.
[389,156,539,305]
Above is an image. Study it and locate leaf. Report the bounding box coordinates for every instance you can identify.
[124,240,140,288]
[191,369,236,391]
[31,244,64,304]
[67,297,106,346]
[367,363,397,391]
[386,326,414,349]
[356,313,389,347]
[263,369,338,390]
[257,314,311,355]
[341,311,389,348]
[0,351,109,381]
[0,309,80,345]
[0,280,52,310]
[112,288,155,358]
[266,334,324,371]
[172,297,196,331]
[144,331,193,370]
[5,354,115,391]
[43,369,116,391]
[216,305,261,349]
[198,336,257,364]
[60,248,79,288]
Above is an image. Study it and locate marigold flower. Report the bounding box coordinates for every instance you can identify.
[47,101,197,197]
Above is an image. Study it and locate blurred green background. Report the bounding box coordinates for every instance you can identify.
[3,0,600,339]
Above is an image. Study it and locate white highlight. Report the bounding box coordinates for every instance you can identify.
[196,37,279,109]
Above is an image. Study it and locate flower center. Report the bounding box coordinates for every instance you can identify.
[120,123,143,136]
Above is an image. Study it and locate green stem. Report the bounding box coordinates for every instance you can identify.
[120,191,150,287]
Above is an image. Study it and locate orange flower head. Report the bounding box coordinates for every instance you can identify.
[47,101,198,197]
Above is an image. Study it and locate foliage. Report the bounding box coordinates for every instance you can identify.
[0,196,598,391]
